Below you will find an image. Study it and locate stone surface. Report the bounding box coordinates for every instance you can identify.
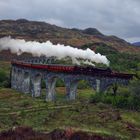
[11,65,129,101]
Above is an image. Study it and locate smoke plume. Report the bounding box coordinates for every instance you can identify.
[0,36,109,66]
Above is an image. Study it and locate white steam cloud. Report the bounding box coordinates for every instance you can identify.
[0,36,109,66]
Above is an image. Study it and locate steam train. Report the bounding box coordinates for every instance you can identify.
[11,60,135,79]
[11,60,112,76]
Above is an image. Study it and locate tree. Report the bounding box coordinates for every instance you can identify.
[112,83,118,96]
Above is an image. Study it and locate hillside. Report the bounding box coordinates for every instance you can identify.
[132,42,140,47]
[0,88,140,140]
[0,19,140,53]
[0,19,140,140]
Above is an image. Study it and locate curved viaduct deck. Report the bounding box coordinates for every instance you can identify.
[11,60,134,101]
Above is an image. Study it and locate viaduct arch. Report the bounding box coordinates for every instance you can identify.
[11,60,134,101]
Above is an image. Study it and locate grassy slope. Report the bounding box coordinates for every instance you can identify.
[0,88,140,139]
[0,51,140,140]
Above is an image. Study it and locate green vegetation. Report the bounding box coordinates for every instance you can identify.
[0,88,140,139]
[91,87,140,110]
[81,44,140,111]
[0,61,11,88]
[81,43,140,71]
[95,45,140,72]
[0,44,140,139]
[0,61,11,74]
[90,76,140,110]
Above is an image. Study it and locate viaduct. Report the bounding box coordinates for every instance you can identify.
[11,57,134,101]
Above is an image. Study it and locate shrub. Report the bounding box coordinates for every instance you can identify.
[0,69,7,83]
[129,78,140,98]
[90,90,140,110]
[56,79,65,87]
[78,80,90,89]
[90,93,102,103]
[0,80,10,88]
[0,69,10,88]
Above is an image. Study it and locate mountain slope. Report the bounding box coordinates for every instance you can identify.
[132,42,140,47]
[0,19,140,53]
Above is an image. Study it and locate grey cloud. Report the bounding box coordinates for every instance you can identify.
[0,0,140,42]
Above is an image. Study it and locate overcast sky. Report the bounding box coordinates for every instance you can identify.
[0,0,140,43]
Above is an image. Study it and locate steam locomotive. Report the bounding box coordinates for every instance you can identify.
[74,66,112,75]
